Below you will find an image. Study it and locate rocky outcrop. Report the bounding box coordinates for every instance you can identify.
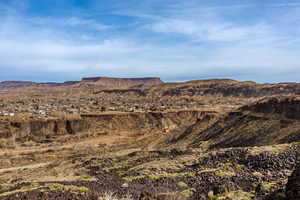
[241,96,300,119]
[286,161,300,200]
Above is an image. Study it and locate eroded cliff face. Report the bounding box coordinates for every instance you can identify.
[0,110,212,146]
[81,110,211,135]
[0,120,88,142]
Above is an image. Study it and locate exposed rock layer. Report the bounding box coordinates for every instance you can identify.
[0,110,211,144]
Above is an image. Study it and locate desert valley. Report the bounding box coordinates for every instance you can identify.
[0,77,300,200]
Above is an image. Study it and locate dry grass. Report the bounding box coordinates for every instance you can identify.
[98,192,133,200]
[247,144,290,156]
[50,111,81,120]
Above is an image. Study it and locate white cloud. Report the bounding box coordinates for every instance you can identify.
[142,1,276,44]
[149,18,273,42]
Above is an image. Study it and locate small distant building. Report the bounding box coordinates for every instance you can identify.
[38,110,47,116]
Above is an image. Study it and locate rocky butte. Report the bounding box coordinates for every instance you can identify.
[80,76,164,87]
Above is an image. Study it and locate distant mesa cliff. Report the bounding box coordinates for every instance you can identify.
[80,77,163,87]
[0,77,163,92]
[0,81,36,91]
[3,77,300,97]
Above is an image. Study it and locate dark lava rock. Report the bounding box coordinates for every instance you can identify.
[286,162,300,200]
[139,191,161,200]
[0,190,98,200]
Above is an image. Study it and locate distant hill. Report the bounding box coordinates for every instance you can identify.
[3,77,300,98]
[147,79,300,97]
[0,81,36,91]
[0,77,163,92]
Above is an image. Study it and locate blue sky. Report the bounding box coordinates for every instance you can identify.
[0,0,300,83]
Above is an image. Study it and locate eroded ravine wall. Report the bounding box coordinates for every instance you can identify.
[0,110,215,144]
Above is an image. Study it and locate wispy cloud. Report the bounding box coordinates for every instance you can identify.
[148,18,272,42]
[29,16,110,31]
[0,0,299,83]
[271,2,300,7]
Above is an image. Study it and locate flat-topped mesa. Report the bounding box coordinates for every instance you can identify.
[81,76,163,87]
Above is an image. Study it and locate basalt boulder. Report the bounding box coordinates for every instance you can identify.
[286,162,300,199]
